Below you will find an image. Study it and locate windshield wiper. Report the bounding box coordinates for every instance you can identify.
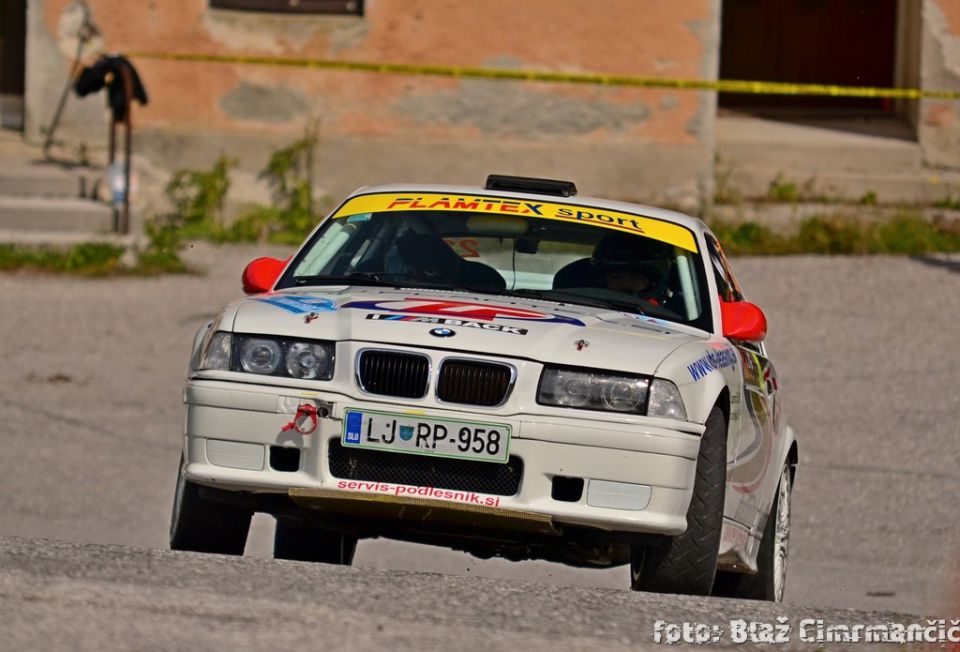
[503,288,647,315]
[394,279,497,294]
[294,273,493,294]
[293,272,400,287]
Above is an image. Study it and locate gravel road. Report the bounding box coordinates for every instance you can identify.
[0,244,958,647]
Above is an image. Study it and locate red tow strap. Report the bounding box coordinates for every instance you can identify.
[281,404,319,435]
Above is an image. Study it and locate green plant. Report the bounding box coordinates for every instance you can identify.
[0,238,193,276]
[709,212,960,256]
[933,195,960,210]
[134,248,189,274]
[795,216,867,254]
[767,175,800,203]
[165,154,237,237]
[161,127,324,245]
[0,243,125,275]
[713,155,742,205]
[139,217,190,274]
[858,191,878,206]
[224,205,280,243]
[870,213,960,254]
[255,126,320,239]
[708,220,790,255]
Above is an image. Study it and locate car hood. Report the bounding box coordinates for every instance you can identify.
[228,287,707,374]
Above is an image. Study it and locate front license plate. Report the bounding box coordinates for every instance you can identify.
[342,408,511,463]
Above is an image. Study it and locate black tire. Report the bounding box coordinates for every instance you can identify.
[713,462,792,602]
[630,406,727,595]
[169,456,252,555]
[274,520,358,564]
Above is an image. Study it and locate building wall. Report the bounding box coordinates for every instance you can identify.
[25,0,720,209]
[919,0,960,169]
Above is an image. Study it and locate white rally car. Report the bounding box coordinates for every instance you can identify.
[172,175,796,601]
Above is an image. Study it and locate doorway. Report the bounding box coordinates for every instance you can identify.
[714,0,926,203]
[719,0,902,116]
[1,0,27,130]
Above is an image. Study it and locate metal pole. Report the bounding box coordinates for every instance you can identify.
[42,16,98,160]
[109,114,118,232]
[43,37,87,159]
[119,64,134,236]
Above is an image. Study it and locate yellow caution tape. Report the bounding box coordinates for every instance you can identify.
[128,50,960,100]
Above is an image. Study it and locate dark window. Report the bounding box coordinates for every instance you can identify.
[0,0,27,96]
[719,0,897,111]
[707,232,764,353]
[211,0,363,15]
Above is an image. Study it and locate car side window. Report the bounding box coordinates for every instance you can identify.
[705,233,744,303]
[705,233,766,354]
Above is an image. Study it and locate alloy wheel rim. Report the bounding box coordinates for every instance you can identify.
[772,465,792,602]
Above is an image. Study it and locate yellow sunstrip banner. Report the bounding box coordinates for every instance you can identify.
[331,193,698,252]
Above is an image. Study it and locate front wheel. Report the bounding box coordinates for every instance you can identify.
[630,406,727,596]
[169,456,253,555]
[713,462,793,602]
[274,520,358,564]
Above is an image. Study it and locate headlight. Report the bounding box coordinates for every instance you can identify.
[240,338,282,374]
[198,332,232,371]
[196,331,334,380]
[285,341,332,380]
[647,379,687,420]
[538,367,650,414]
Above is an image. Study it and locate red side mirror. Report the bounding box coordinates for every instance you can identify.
[720,300,767,342]
[242,257,287,294]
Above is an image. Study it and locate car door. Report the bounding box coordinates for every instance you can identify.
[705,234,780,537]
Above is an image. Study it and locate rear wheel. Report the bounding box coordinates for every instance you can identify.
[630,406,727,595]
[274,520,358,564]
[713,462,792,601]
[169,456,252,555]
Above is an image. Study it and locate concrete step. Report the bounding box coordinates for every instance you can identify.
[711,202,960,233]
[0,196,114,233]
[1,128,104,199]
[0,230,135,246]
[716,115,923,174]
[0,95,23,131]
[714,115,943,203]
[0,161,102,199]
[718,166,960,204]
[718,144,923,176]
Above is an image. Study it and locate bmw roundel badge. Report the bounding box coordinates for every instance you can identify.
[429,327,456,338]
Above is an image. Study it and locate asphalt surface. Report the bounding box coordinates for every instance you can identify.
[0,535,929,652]
[1,244,958,648]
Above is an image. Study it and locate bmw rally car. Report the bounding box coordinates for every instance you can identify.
[171,175,797,601]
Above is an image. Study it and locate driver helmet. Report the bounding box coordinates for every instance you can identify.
[592,232,673,297]
[396,231,461,282]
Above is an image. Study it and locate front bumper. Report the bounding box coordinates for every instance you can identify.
[183,379,702,537]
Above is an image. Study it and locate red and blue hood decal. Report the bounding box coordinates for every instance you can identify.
[340,297,585,327]
[229,287,703,372]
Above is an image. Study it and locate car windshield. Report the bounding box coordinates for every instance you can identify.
[277,193,711,330]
